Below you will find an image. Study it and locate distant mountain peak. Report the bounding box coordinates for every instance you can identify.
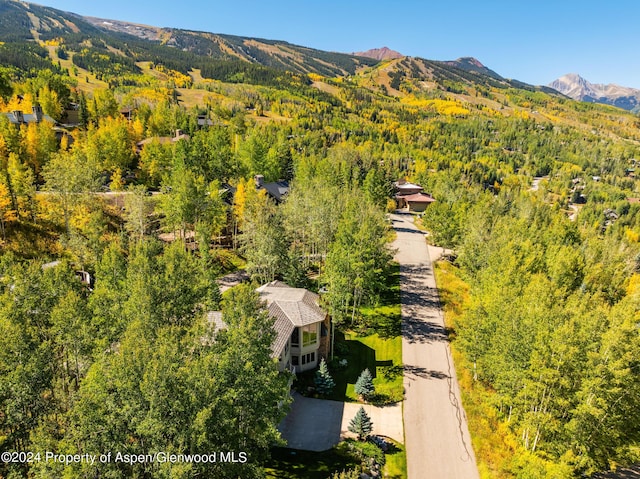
[456,57,485,68]
[354,47,403,61]
[549,74,640,112]
[442,57,503,80]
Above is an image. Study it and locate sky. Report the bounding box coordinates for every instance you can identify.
[33,0,640,88]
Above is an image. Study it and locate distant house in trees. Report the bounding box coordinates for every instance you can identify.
[3,105,55,126]
[401,192,436,213]
[207,281,331,373]
[136,129,190,153]
[42,260,93,290]
[254,175,289,203]
[120,107,134,121]
[393,179,424,196]
[393,179,436,212]
[224,176,290,205]
[197,114,214,128]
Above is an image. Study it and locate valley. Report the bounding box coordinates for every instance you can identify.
[0,1,640,478]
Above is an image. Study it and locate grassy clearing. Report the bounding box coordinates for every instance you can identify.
[46,46,109,94]
[293,329,403,405]
[433,260,469,331]
[344,332,403,404]
[264,446,359,479]
[210,248,246,274]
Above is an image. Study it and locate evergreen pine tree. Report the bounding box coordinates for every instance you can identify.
[354,368,375,400]
[314,357,335,396]
[348,406,373,441]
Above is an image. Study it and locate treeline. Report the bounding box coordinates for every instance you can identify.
[72,48,139,80]
[0,43,64,78]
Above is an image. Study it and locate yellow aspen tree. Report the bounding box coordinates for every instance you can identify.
[0,181,17,240]
[109,167,124,191]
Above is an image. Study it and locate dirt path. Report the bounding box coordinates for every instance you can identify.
[391,212,479,479]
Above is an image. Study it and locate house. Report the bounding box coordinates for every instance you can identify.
[3,105,55,126]
[120,107,134,121]
[197,114,214,128]
[136,129,190,153]
[206,281,331,373]
[254,175,289,203]
[401,192,436,212]
[42,260,93,290]
[393,179,436,211]
[393,180,424,196]
[393,180,436,212]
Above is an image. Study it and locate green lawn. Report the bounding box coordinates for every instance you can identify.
[342,332,403,404]
[384,441,408,479]
[264,446,359,479]
[295,263,403,405]
[265,442,407,479]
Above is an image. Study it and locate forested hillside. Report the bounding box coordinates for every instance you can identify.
[0,0,640,477]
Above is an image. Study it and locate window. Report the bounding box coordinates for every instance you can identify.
[301,352,315,365]
[291,328,299,347]
[292,355,299,366]
[302,324,317,347]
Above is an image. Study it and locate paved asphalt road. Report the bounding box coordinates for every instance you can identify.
[391,212,479,479]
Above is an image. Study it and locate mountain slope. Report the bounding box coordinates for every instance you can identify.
[81,15,379,77]
[0,0,379,78]
[550,73,640,112]
[442,57,503,80]
[360,55,556,98]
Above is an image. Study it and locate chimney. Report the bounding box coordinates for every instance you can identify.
[12,110,24,124]
[254,174,265,188]
[32,105,43,123]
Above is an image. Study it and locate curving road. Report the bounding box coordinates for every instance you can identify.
[391,212,479,479]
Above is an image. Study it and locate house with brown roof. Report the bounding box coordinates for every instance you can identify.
[206,281,331,373]
[393,180,424,196]
[400,192,436,212]
[393,179,436,212]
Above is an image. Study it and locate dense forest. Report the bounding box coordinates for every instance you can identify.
[1,1,640,476]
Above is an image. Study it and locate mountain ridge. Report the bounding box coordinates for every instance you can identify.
[549,73,640,112]
[0,0,617,103]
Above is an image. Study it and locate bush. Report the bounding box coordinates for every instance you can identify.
[346,438,386,470]
[329,469,362,479]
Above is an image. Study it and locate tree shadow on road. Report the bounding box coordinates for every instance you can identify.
[403,364,450,380]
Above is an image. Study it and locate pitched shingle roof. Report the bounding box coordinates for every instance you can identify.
[205,281,326,359]
[4,111,55,124]
[402,192,436,203]
[259,181,289,202]
[257,281,326,327]
[206,311,227,333]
